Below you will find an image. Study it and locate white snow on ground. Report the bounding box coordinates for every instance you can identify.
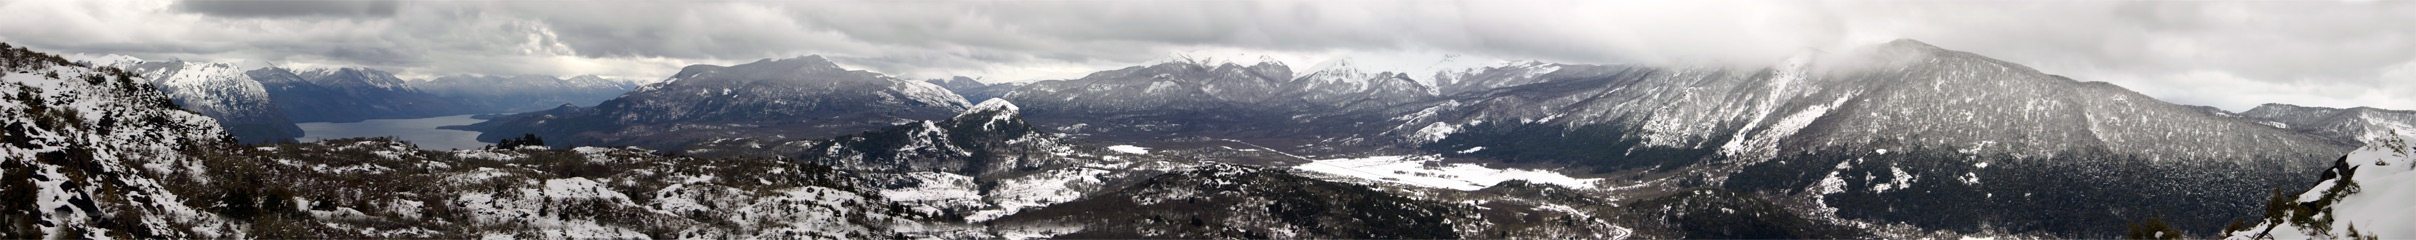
[969,167,1110,222]
[1106,145,1150,154]
[2233,133,2416,239]
[1292,155,1601,191]
[1410,122,1461,143]
[878,172,987,216]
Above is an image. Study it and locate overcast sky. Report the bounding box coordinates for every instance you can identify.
[0,0,2408,111]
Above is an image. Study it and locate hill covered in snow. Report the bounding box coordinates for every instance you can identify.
[2227,132,2416,239]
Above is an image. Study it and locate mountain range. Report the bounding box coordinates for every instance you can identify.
[66,54,640,143]
[91,58,304,144]
[458,39,2373,237]
[461,56,969,149]
[10,37,2410,239]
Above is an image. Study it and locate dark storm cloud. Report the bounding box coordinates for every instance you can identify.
[173,0,399,18]
[0,0,2409,110]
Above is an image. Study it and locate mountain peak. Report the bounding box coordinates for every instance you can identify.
[966,98,1019,115]
[753,55,842,70]
[944,98,1035,136]
[2250,103,2312,111]
[1881,38,1942,51]
[67,53,144,68]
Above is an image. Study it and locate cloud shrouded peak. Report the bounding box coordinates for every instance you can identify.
[0,0,2409,111]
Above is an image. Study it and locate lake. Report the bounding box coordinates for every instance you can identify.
[297,114,493,150]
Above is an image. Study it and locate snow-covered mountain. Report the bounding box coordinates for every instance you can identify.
[1006,60,1306,132]
[464,55,970,150]
[1398,40,2339,163]
[63,55,305,144]
[925,76,1020,104]
[1430,60,1571,96]
[60,54,636,131]
[1003,58,1433,148]
[1406,40,2344,237]
[249,67,471,123]
[2228,132,2415,240]
[2234,103,2416,146]
[420,74,636,113]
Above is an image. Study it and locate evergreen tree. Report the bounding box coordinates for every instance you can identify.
[2125,214,2184,240]
[497,133,546,149]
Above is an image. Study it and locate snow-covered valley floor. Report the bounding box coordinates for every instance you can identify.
[1291,155,1602,191]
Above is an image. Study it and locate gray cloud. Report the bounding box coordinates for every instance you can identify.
[174,0,399,18]
[0,0,2408,111]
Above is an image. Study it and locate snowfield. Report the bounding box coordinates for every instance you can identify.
[1291,155,1601,191]
[1106,145,1150,154]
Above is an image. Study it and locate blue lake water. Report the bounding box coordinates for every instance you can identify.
[297,114,492,150]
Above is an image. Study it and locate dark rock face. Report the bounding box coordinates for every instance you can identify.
[466,56,969,149]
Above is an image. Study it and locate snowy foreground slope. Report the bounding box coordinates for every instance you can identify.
[2230,132,2416,239]
[3,42,236,239]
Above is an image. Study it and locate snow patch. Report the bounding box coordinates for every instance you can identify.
[1410,122,1461,143]
[1106,145,1150,154]
[1292,155,1600,191]
[1457,146,1486,154]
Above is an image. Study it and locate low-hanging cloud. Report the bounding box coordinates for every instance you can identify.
[0,0,2407,111]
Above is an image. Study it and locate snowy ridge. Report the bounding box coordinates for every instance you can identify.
[290,67,419,92]
[123,60,303,143]
[1385,39,2340,164]
[469,55,970,149]
[2230,132,2416,240]
[2238,103,2416,146]
[1717,53,1824,162]
[3,45,239,238]
[66,54,142,68]
[956,98,1023,131]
